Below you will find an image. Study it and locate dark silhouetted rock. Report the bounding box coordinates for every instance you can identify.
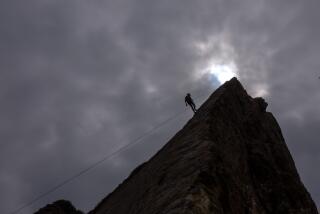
[89,78,318,214]
[34,200,83,214]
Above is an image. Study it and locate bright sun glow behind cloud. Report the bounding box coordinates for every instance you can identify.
[193,38,238,85]
[208,62,238,84]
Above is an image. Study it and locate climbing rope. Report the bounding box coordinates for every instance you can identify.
[8,91,210,214]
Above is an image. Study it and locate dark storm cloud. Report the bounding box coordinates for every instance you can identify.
[1,0,319,213]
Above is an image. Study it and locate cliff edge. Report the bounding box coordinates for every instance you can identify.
[36,78,318,214]
[88,78,318,214]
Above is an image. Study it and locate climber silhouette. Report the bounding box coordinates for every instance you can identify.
[185,93,197,113]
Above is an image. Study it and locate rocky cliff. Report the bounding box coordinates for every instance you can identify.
[34,200,83,214]
[88,78,318,214]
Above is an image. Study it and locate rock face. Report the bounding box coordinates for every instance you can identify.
[89,78,318,214]
[34,200,83,214]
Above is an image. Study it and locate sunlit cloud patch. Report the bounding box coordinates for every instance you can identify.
[208,62,238,84]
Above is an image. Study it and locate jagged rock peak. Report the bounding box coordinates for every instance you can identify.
[34,200,83,214]
[89,77,318,214]
[35,78,318,214]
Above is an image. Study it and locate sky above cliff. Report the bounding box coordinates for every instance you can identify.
[1,0,319,213]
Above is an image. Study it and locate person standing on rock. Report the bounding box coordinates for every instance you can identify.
[185,93,197,113]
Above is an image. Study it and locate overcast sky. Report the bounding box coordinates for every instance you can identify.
[1,0,319,213]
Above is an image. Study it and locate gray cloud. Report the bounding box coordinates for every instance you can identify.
[0,0,319,213]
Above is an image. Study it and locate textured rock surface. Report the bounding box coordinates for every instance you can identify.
[34,200,83,214]
[89,78,318,214]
